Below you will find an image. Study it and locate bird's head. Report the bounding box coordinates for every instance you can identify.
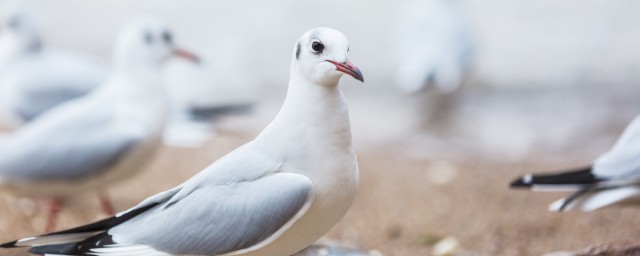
[291,27,363,86]
[0,2,43,54]
[113,16,199,72]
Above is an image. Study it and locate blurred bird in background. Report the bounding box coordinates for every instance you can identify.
[394,0,474,131]
[0,16,199,232]
[0,1,250,147]
[511,115,640,212]
[0,1,108,130]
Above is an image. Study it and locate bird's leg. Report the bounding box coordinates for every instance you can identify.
[98,191,115,216]
[44,198,62,233]
[559,186,593,211]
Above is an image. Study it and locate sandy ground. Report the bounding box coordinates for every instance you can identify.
[1,85,640,256]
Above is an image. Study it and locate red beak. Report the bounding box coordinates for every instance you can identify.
[172,48,201,64]
[327,59,364,82]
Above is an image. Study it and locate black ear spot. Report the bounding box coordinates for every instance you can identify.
[295,42,301,60]
[144,31,153,44]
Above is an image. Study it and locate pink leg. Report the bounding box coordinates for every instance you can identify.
[44,198,62,233]
[98,192,115,216]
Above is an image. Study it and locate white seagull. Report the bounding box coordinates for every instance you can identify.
[511,115,640,211]
[0,27,364,256]
[0,2,109,129]
[394,0,473,94]
[0,17,199,232]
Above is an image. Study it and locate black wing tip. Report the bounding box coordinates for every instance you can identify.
[29,242,77,255]
[510,175,533,188]
[2,202,161,254]
[0,240,18,248]
[27,232,114,255]
[509,166,598,188]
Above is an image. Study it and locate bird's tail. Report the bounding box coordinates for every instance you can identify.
[27,232,113,256]
[549,187,640,212]
[0,203,158,255]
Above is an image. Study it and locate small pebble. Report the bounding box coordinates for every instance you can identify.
[368,249,384,256]
[18,198,38,216]
[426,161,458,185]
[433,236,461,256]
[317,247,330,256]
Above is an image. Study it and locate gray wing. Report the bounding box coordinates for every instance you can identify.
[0,123,143,181]
[10,50,109,121]
[109,172,313,255]
[13,87,91,121]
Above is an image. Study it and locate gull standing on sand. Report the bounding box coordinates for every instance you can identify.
[394,0,474,131]
[0,17,199,232]
[1,27,364,256]
[511,115,640,211]
[0,2,109,129]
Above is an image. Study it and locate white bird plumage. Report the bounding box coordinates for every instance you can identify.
[1,27,363,256]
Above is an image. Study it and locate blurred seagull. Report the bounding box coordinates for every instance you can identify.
[0,27,363,256]
[394,0,473,94]
[394,0,474,131]
[0,2,109,129]
[0,17,199,232]
[511,115,640,211]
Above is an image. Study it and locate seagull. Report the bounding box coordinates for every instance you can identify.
[511,115,640,211]
[0,27,364,256]
[394,0,473,94]
[0,17,199,232]
[0,1,109,129]
[394,0,474,131]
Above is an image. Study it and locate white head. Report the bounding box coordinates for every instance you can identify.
[0,1,43,55]
[291,27,363,86]
[113,16,199,74]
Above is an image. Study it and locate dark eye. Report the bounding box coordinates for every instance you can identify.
[311,41,324,53]
[162,31,173,44]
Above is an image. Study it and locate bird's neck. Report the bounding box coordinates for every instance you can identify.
[255,76,353,157]
[108,67,167,131]
[113,65,164,99]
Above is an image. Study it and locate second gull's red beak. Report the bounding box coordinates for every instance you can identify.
[172,48,201,64]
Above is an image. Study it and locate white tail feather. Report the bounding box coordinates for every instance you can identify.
[89,244,171,256]
[580,187,640,211]
[548,199,569,212]
[15,232,101,247]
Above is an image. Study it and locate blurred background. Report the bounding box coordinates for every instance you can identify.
[0,0,639,255]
